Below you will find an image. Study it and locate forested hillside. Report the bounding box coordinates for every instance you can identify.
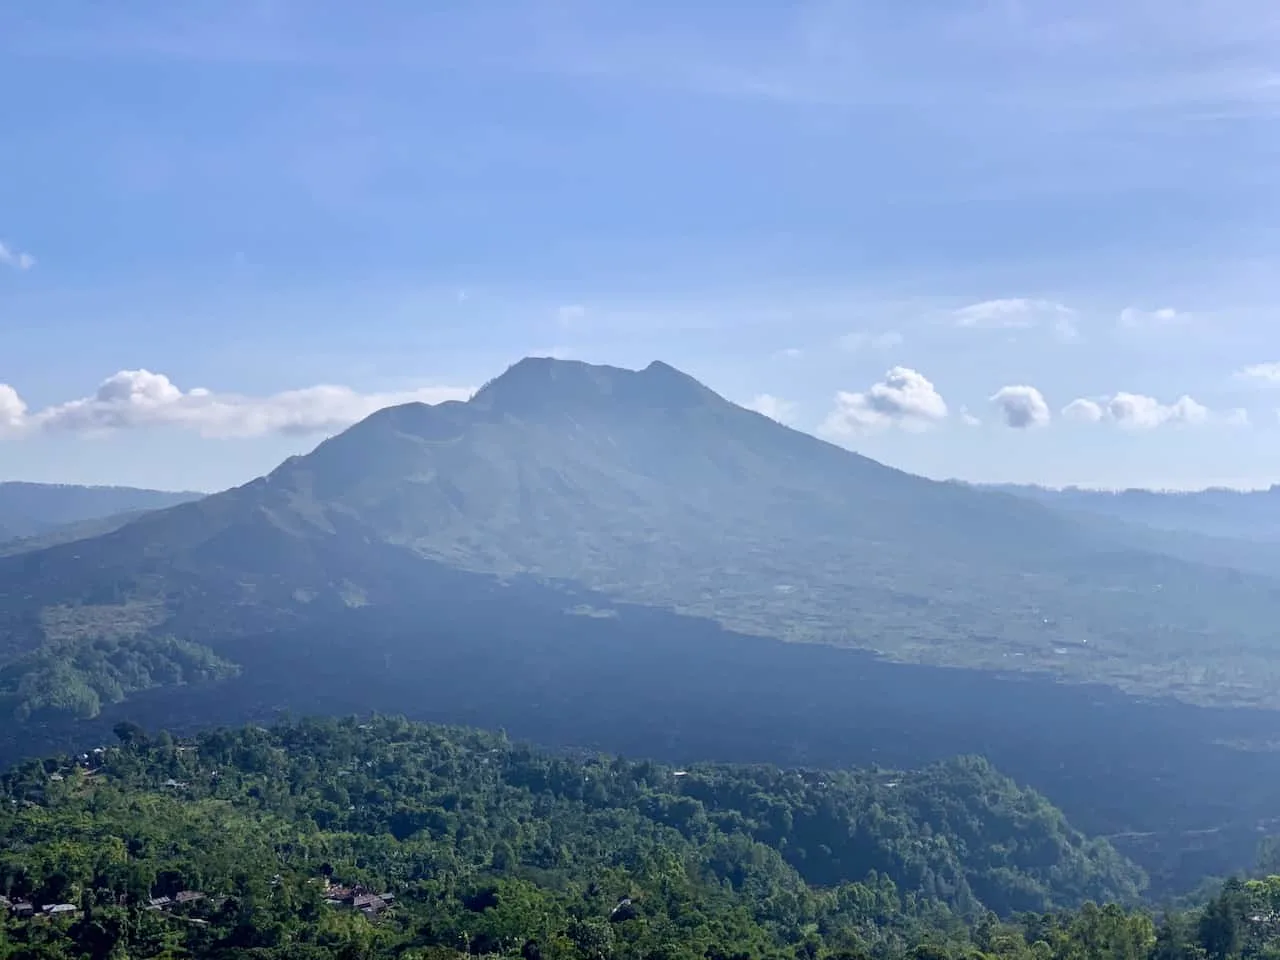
[0,715,1176,960]
[0,635,238,721]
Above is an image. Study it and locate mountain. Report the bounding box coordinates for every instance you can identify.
[990,482,1280,542]
[3,357,1280,710]
[13,358,1280,891]
[0,481,202,544]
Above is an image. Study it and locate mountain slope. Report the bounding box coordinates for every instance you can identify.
[3,358,1280,707]
[0,481,202,543]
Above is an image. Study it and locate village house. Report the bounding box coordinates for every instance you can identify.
[352,893,395,917]
[146,891,207,911]
[321,880,395,916]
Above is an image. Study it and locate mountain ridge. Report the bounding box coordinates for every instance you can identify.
[0,481,203,544]
[989,481,1280,543]
[2,358,1280,709]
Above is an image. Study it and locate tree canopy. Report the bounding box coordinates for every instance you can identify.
[0,714,1240,960]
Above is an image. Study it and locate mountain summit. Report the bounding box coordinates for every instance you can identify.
[3,357,1280,708]
[470,357,718,416]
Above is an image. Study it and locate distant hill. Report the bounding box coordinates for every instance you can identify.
[989,482,1280,542]
[0,481,202,543]
[0,508,185,558]
[3,357,1280,713]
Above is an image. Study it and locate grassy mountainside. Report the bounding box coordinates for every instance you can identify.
[2,359,1280,708]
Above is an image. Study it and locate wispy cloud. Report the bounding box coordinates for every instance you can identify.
[1225,407,1251,427]
[0,241,35,271]
[1118,306,1188,329]
[556,304,588,327]
[819,367,948,438]
[837,330,903,353]
[1237,362,1280,385]
[0,370,473,439]
[955,299,1058,328]
[20,3,1278,120]
[954,299,1078,341]
[506,1,1280,132]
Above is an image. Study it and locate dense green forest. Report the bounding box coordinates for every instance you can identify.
[0,635,238,722]
[0,715,1269,960]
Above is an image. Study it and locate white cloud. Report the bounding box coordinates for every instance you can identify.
[1107,392,1209,429]
[0,241,35,271]
[959,407,982,427]
[776,347,804,359]
[1063,393,1234,429]
[836,330,903,353]
[0,370,474,439]
[1062,398,1105,423]
[990,385,1051,429]
[1237,362,1280,385]
[819,366,948,437]
[746,393,797,424]
[954,298,1077,342]
[0,385,27,431]
[1118,306,1186,328]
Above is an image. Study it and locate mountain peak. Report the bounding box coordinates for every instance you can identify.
[470,357,720,416]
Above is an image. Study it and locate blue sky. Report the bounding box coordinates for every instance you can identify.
[3,0,1280,491]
